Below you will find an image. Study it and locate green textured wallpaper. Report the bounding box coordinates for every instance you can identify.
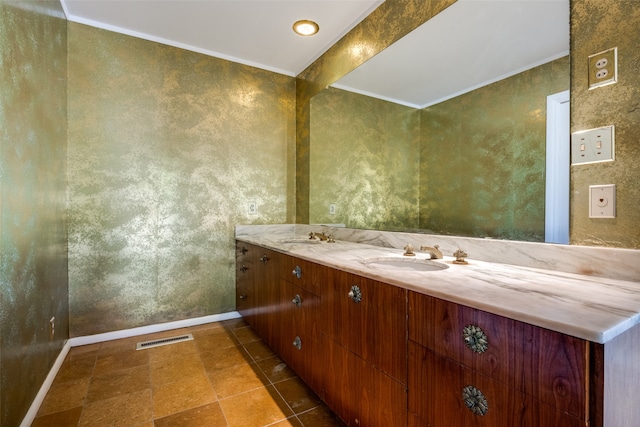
[0,1,68,425]
[422,56,570,241]
[67,23,295,337]
[570,0,640,248]
[310,88,420,230]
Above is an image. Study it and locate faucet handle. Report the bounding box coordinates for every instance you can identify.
[403,244,416,256]
[453,249,468,264]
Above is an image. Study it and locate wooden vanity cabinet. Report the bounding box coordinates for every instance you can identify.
[408,291,590,426]
[236,240,640,426]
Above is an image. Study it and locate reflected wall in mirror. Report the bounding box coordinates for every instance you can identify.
[309,0,570,241]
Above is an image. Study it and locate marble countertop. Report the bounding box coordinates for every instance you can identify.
[236,229,640,344]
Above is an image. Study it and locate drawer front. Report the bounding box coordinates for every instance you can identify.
[408,342,586,427]
[409,292,588,419]
[290,284,320,341]
[281,255,327,295]
[323,334,407,427]
[323,270,407,384]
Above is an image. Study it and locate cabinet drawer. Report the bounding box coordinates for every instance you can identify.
[323,270,407,384]
[408,342,586,427]
[323,334,407,427]
[408,292,588,419]
[281,255,328,295]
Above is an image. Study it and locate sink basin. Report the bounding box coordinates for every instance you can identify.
[361,257,449,272]
[278,238,321,244]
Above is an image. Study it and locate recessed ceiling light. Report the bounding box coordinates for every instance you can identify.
[293,20,319,36]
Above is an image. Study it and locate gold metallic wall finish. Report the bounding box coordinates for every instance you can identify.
[421,57,570,241]
[296,0,459,223]
[570,0,640,248]
[67,23,295,336]
[310,88,420,230]
[0,1,68,425]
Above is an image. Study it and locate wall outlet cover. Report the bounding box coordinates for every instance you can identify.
[589,184,616,218]
[588,47,617,89]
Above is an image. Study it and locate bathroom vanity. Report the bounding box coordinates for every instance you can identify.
[235,225,640,427]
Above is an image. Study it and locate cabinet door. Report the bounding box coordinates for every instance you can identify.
[323,270,407,384]
[252,247,281,340]
[408,342,585,427]
[323,334,407,427]
[408,292,588,419]
[287,283,322,391]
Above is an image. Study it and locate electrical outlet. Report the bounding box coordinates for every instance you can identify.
[248,201,257,215]
[588,47,617,89]
[571,125,614,165]
[589,184,616,218]
[329,203,336,215]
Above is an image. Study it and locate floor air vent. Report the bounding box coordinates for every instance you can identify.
[136,333,194,350]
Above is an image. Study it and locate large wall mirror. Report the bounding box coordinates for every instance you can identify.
[310,0,570,242]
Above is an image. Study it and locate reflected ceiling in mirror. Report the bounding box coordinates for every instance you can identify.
[333,0,569,108]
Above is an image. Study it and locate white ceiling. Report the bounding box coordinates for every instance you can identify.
[61,0,383,77]
[334,0,570,108]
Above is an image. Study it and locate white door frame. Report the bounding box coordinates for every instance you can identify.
[545,90,570,244]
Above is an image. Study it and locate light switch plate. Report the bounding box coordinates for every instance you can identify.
[571,126,615,165]
[589,184,616,218]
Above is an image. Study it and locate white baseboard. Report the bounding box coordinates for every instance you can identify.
[20,341,71,427]
[21,311,241,426]
[68,311,241,347]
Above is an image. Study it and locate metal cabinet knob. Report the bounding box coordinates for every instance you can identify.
[292,265,302,279]
[240,247,248,255]
[260,254,270,264]
[462,385,488,416]
[347,285,362,303]
[239,294,247,300]
[292,294,302,307]
[463,324,488,353]
[239,265,248,273]
[293,336,302,350]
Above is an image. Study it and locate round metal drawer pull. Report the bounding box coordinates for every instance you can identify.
[463,324,488,353]
[293,336,302,350]
[239,265,248,272]
[239,294,247,300]
[240,247,248,255]
[260,254,270,264]
[292,265,302,279]
[462,385,488,416]
[348,285,362,303]
[292,294,302,307]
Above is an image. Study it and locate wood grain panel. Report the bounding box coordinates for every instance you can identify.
[323,270,407,384]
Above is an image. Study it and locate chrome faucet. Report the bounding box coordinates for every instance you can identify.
[420,244,443,259]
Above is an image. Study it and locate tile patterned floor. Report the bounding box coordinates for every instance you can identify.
[31,318,346,427]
